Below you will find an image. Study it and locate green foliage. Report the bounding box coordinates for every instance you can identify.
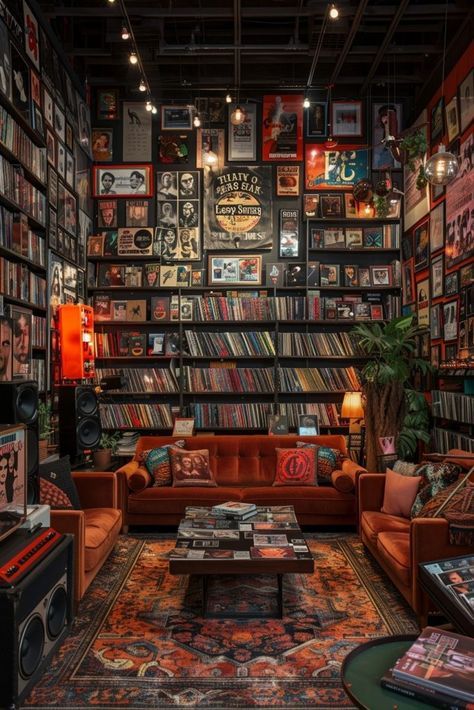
[373,195,389,218]
[400,129,428,172]
[38,401,53,440]
[97,431,120,454]
[416,164,428,190]
[397,390,431,460]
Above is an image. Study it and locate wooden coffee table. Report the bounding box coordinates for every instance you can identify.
[169,505,314,618]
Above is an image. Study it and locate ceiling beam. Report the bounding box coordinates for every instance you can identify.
[329,0,369,85]
[360,0,410,94]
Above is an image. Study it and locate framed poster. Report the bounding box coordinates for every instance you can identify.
[10,44,30,120]
[10,306,32,378]
[303,194,319,219]
[126,200,149,227]
[209,98,226,123]
[93,165,153,197]
[445,96,459,143]
[117,227,154,255]
[430,304,441,339]
[98,200,117,229]
[306,102,327,138]
[430,254,444,299]
[331,101,362,137]
[208,255,262,286]
[404,113,429,231]
[430,96,444,144]
[276,165,300,197]
[57,182,77,237]
[414,220,429,271]
[402,258,415,304]
[158,133,190,164]
[445,271,459,297]
[443,300,459,341]
[97,89,119,120]
[459,69,474,134]
[430,201,445,253]
[77,94,92,156]
[305,145,368,189]
[279,209,299,258]
[204,166,273,250]
[319,193,344,218]
[92,128,113,162]
[54,104,65,142]
[416,278,430,328]
[0,20,12,101]
[156,170,201,260]
[446,133,473,267]
[372,103,402,170]
[23,2,40,70]
[0,317,12,381]
[123,102,152,161]
[30,69,41,107]
[262,94,303,161]
[228,103,257,161]
[161,105,192,130]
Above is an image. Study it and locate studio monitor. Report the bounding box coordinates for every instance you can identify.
[0,535,74,708]
[0,381,39,503]
[58,385,102,459]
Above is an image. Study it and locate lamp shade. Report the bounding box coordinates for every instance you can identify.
[341,391,364,419]
[424,144,459,186]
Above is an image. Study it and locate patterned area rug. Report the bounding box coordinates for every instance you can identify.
[24,534,417,709]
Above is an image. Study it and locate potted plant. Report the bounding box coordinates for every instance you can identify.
[38,401,54,462]
[352,315,432,471]
[93,431,120,469]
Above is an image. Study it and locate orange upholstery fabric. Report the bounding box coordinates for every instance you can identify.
[83,508,122,572]
[376,532,411,588]
[361,511,410,546]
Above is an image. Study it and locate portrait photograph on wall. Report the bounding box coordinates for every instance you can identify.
[157,170,201,261]
[10,306,32,378]
[93,165,153,197]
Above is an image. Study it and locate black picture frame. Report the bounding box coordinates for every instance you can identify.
[279,209,300,258]
[319,193,344,219]
[305,102,327,137]
[445,271,459,297]
[430,96,444,144]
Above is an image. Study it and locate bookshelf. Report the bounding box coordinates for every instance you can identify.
[431,368,474,453]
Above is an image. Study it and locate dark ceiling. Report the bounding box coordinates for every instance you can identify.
[39,0,472,109]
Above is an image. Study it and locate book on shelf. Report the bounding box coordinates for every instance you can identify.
[88,235,105,256]
[381,666,470,709]
[391,627,474,703]
[126,299,146,321]
[151,296,170,321]
[268,414,289,435]
[104,231,118,255]
[128,332,146,356]
[148,333,165,355]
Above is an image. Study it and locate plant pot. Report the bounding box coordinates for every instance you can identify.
[93,449,112,469]
[39,438,49,462]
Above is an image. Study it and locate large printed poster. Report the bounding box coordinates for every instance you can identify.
[204,166,273,250]
[446,133,473,267]
[262,95,303,161]
[305,145,368,189]
[123,102,152,161]
[404,111,429,231]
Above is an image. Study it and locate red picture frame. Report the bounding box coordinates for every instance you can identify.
[92,165,153,198]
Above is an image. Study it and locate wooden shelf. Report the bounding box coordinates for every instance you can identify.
[3,294,46,313]
[308,247,399,253]
[306,217,400,224]
[182,354,274,360]
[94,320,179,326]
[0,192,46,231]
[317,285,399,291]
[0,93,46,149]
[0,141,47,191]
[100,390,180,396]
[184,391,275,396]
[278,354,369,360]
[0,246,47,273]
[95,355,179,360]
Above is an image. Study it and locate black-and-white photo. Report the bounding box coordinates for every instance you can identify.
[158,201,177,228]
[57,141,66,178]
[179,201,199,228]
[156,171,201,261]
[0,20,12,101]
[157,172,178,200]
[93,165,152,197]
[158,228,178,261]
[54,104,65,141]
[178,171,198,198]
[10,43,30,118]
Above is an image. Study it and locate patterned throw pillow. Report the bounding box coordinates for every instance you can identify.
[38,456,81,510]
[392,460,420,477]
[273,447,317,486]
[170,448,217,487]
[141,441,185,487]
[296,442,344,483]
[410,462,462,518]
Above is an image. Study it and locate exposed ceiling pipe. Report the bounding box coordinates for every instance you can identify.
[330,0,370,84]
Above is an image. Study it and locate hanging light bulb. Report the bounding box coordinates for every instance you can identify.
[121,26,130,40]
[230,105,245,125]
[303,96,310,109]
[328,4,339,19]
[424,144,459,186]
[225,92,232,104]
[107,0,115,4]
[129,52,138,65]
[138,79,146,92]
[193,114,201,128]
[145,100,152,112]
[151,105,157,115]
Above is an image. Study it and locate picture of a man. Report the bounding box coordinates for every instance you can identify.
[158,172,177,199]
[129,170,145,194]
[0,318,11,381]
[12,310,31,376]
[100,171,116,194]
[179,172,196,198]
[179,201,198,228]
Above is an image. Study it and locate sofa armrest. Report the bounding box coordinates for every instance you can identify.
[358,473,386,513]
[50,509,85,602]
[72,472,117,509]
[116,460,140,526]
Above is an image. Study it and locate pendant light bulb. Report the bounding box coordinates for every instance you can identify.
[424,144,460,186]
[151,105,157,115]
[230,105,245,125]
[107,0,115,4]
[193,114,201,128]
[329,4,339,19]
[303,96,310,109]
[129,52,138,65]
[225,92,232,104]
[145,100,152,112]
[121,26,130,40]
[138,79,146,92]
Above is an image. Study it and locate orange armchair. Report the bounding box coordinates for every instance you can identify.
[50,472,122,604]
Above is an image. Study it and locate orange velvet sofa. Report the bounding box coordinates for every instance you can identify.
[358,450,474,625]
[116,434,367,529]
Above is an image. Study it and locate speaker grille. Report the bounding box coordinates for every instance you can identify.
[76,388,98,417]
[19,615,44,679]
[77,416,101,449]
[16,384,39,425]
[47,585,68,639]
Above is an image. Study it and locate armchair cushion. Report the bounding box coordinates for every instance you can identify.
[141,441,185,487]
[273,447,317,486]
[377,531,410,588]
[296,442,344,483]
[38,456,81,510]
[381,468,422,518]
[83,508,122,572]
[361,510,410,545]
[411,462,461,518]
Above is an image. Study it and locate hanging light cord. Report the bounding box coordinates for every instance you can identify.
[440,0,449,101]
[118,0,152,100]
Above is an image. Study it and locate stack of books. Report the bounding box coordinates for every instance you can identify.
[211,502,257,521]
[381,627,474,708]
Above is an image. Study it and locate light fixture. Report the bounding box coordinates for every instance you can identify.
[230,105,245,125]
[121,26,130,40]
[225,92,232,104]
[138,79,146,92]
[129,52,138,65]
[328,4,339,19]
[145,100,152,112]
[193,114,201,128]
[341,391,364,461]
[303,96,310,109]
[425,144,459,186]
[323,83,338,149]
[203,151,217,166]
[151,105,157,115]
[106,0,115,4]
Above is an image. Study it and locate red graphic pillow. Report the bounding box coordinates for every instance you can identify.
[273,448,317,487]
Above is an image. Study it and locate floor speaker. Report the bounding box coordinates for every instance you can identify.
[58,385,102,460]
[0,534,74,708]
[0,382,39,503]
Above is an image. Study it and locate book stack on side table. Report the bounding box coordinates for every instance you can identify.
[381,626,474,709]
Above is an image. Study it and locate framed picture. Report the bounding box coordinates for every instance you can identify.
[276,165,300,197]
[459,69,474,134]
[345,228,363,248]
[161,105,193,131]
[306,102,327,137]
[48,207,57,250]
[97,89,119,120]
[331,101,362,137]
[310,228,324,249]
[370,266,392,286]
[443,300,459,341]
[370,305,384,321]
[344,265,359,287]
[56,141,65,178]
[30,69,41,106]
[228,103,257,161]
[65,122,73,151]
[430,201,445,253]
[430,254,444,299]
[445,96,459,143]
[320,264,340,286]
[65,150,75,189]
[208,255,262,286]
[460,263,474,288]
[305,145,368,189]
[48,167,58,208]
[92,128,113,162]
[431,344,441,368]
[10,306,32,377]
[372,103,402,170]
[402,258,415,304]
[430,304,441,339]
[414,220,429,271]
[320,193,344,218]
[262,94,303,161]
[417,278,430,328]
[336,302,354,320]
[344,193,357,218]
[57,182,77,236]
[324,228,345,248]
[10,43,30,119]
[445,271,459,296]
[359,267,371,287]
[303,194,319,219]
[430,96,444,144]
[268,414,289,435]
[266,262,285,287]
[209,98,226,123]
[279,209,299,258]
[354,302,371,320]
[286,263,306,286]
[172,417,195,437]
[93,165,153,198]
[297,414,319,436]
[363,227,383,248]
[54,104,65,142]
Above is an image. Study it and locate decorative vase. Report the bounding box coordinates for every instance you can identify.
[93,449,112,469]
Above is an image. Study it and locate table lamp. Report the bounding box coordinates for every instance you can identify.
[341,392,364,434]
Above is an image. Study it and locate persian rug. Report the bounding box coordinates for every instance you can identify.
[23,534,417,709]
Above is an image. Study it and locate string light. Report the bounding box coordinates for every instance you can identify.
[121,26,130,40]
[225,92,232,103]
[106,0,115,4]
[138,79,146,92]
[303,96,310,109]
[230,105,245,125]
[151,105,157,115]
[193,114,201,128]
[129,52,138,65]
[329,4,339,19]
[145,100,152,112]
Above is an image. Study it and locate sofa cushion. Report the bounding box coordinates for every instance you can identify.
[376,531,411,588]
[128,466,152,492]
[128,486,241,515]
[38,456,81,510]
[411,462,461,518]
[381,468,422,518]
[142,441,185,487]
[392,460,420,476]
[83,508,122,572]
[331,469,354,493]
[241,485,355,518]
[170,448,217,487]
[297,442,344,483]
[361,510,411,546]
[273,447,317,486]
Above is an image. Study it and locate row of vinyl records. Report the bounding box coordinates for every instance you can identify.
[99,402,343,430]
[0,257,47,306]
[0,106,47,183]
[433,427,474,454]
[0,208,46,266]
[0,155,46,225]
[431,390,474,425]
[32,358,46,392]
[95,367,179,393]
[32,315,47,348]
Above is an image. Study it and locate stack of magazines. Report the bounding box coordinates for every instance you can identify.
[381,627,474,708]
[211,502,257,521]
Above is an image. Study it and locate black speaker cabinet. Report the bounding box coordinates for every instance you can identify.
[0,382,39,503]
[0,534,74,709]
[58,385,102,459]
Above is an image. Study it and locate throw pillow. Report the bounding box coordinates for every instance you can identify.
[170,448,217,487]
[141,440,185,487]
[411,462,462,519]
[297,442,344,483]
[273,447,317,486]
[381,468,422,518]
[38,456,81,510]
[392,460,420,477]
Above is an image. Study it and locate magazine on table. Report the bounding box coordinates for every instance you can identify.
[381,666,470,709]
[421,555,474,617]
